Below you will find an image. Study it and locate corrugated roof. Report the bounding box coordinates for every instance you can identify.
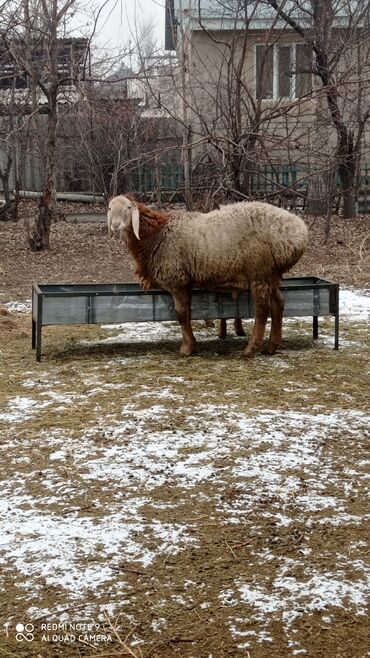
[175,0,366,29]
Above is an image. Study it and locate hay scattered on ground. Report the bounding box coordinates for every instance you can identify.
[0,297,369,658]
[1,208,369,657]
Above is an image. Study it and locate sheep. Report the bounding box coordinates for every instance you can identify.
[107,195,308,358]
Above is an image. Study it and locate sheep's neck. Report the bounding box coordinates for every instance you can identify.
[128,211,170,290]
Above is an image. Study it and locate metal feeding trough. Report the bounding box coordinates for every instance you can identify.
[31,277,339,361]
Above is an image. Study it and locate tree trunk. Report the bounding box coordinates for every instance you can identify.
[336,128,357,218]
[340,170,356,218]
[28,191,53,251]
[0,172,12,207]
[0,156,16,221]
[0,153,13,213]
[28,91,58,250]
[12,180,20,221]
[182,123,193,210]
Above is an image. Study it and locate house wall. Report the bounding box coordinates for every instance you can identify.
[185,26,370,183]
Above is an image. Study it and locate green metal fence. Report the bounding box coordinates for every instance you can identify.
[132,165,184,193]
[252,164,307,192]
[131,162,370,213]
[253,164,370,213]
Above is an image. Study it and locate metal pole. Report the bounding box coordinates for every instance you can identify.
[334,285,339,350]
[36,295,43,362]
[179,0,192,209]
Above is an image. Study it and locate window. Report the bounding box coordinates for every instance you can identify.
[256,43,311,100]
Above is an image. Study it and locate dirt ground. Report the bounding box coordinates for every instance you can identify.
[0,204,369,658]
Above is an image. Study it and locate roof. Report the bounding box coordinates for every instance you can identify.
[166,0,366,42]
[191,0,363,20]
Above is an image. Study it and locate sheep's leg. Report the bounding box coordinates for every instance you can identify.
[234,318,246,336]
[244,285,270,358]
[172,290,196,356]
[218,319,227,339]
[218,318,245,338]
[267,288,285,354]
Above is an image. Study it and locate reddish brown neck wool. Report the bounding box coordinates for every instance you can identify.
[126,199,170,290]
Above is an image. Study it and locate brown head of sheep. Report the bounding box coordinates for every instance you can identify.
[107,195,308,358]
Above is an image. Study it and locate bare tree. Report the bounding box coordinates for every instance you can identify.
[62,71,181,201]
[266,0,370,218]
[0,0,90,248]
[145,0,319,209]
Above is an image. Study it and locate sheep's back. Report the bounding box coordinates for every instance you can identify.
[151,202,308,289]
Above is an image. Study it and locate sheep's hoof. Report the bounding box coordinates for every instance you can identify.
[243,348,256,359]
[179,343,195,356]
[266,341,281,355]
[234,320,246,336]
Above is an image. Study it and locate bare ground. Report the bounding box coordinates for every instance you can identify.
[0,205,369,658]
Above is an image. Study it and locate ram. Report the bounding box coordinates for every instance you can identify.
[107,195,308,357]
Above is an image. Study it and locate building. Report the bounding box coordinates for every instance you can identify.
[0,37,89,194]
[165,0,370,205]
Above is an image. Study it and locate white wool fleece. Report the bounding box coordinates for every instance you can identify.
[144,201,308,291]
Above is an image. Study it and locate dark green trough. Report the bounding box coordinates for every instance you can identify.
[32,277,339,362]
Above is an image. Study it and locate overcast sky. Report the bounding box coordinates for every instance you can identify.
[80,0,166,56]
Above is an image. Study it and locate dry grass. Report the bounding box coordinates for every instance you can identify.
[0,313,369,658]
[0,208,369,658]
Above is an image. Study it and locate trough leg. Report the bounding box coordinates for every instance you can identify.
[267,288,285,354]
[32,318,36,349]
[334,311,339,350]
[313,316,319,340]
[36,324,42,362]
[172,289,196,356]
[35,296,43,362]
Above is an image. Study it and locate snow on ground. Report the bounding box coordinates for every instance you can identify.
[0,287,369,652]
[0,396,369,635]
[339,288,370,320]
[2,299,32,314]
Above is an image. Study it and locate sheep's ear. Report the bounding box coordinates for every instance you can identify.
[131,205,140,240]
